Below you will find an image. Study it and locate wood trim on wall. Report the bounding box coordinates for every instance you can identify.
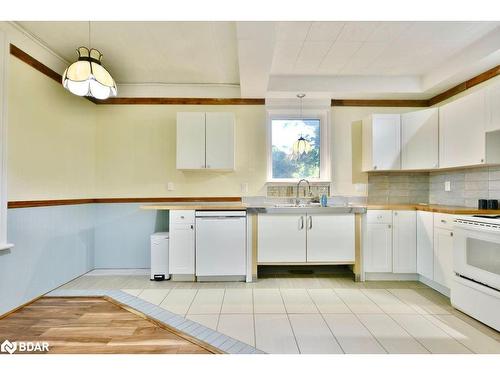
[10,44,62,84]
[428,64,500,106]
[7,197,242,209]
[331,99,429,107]
[94,97,265,105]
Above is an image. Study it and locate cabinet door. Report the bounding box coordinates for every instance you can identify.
[306,214,355,263]
[205,112,235,170]
[372,114,401,171]
[401,108,439,170]
[416,211,434,280]
[439,91,486,168]
[364,223,393,272]
[392,211,417,273]
[176,112,206,169]
[257,214,306,263]
[169,223,195,274]
[433,228,454,288]
[486,80,500,132]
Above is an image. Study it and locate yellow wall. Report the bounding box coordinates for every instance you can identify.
[7,56,500,200]
[7,57,96,201]
[95,105,268,197]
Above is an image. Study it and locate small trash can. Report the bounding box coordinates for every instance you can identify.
[150,232,170,281]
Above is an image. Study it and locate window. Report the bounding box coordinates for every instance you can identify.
[267,110,330,182]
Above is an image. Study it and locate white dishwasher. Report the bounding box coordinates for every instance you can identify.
[195,211,246,281]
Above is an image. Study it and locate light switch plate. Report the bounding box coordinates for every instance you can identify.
[167,182,175,191]
[445,181,451,192]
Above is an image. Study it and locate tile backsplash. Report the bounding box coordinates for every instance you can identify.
[267,183,330,198]
[367,172,429,205]
[367,166,500,208]
[429,166,500,207]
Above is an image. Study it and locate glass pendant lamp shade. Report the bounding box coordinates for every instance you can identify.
[292,135,312,157]
[62,47,117,99]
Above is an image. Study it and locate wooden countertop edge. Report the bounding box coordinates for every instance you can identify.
[141,205,248,210]
[365,204,500,215]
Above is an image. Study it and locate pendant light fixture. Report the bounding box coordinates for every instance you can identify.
[62,22,117,100]
[291,93,312,159]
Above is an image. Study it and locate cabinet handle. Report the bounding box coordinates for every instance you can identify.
[394,212,398,216]
[441,219,446,223]
[373,165,378,170]
[190,225,194,230]
[308,216,313,230]
[388,224,391,229]
[480,159,485,163]
[299,216,304,230]
[450,232,453,237]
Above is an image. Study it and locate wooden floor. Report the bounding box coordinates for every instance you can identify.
[0,297,212,354]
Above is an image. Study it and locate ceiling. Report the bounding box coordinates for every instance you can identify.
[15,21,500,99]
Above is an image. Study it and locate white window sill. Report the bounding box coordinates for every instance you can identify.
[0,243,14,251]
[266,180,331,184]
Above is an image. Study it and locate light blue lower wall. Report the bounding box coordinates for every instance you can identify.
[0,202,168,315]
[1,204,96,316]
[93,203,168,269]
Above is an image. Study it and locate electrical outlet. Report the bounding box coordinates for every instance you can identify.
[167,182,175,191]
[444,181,451,192]
[241,183,249,194]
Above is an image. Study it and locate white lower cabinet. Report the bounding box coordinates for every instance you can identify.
[433,227,454,289]
[416,211,434,280]
[364,222,393,272]
[257,214,306,263]
[392,210,417,273]
[169,210,195,275]
[257,213,355,264]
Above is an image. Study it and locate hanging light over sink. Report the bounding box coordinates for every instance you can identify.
[62,22,117,100]
[291,93,312,159]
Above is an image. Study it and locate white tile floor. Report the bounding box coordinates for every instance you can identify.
[57,274,500,354]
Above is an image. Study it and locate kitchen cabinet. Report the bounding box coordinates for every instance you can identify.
[433,227,454,288]
[176,112,206,169]
[392,210,417,273]
[169,210,195,275]
[176,112,235,170]
[364,211,393,272]
[439,90,486,168]
[306,214,355,262]
[401,108,439,170]
[362,114,401,171]
[257,213,355,263]
[416,210,434,280]
[257,214,306,263]
[205,112,235,170]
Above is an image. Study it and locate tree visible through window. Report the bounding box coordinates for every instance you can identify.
[271,118,321,179]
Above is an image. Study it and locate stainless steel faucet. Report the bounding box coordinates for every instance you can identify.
[296,179,311,205]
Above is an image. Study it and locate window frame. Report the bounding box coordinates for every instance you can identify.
[266,108,331,183]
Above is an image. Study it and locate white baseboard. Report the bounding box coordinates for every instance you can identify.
[364,272,419,281]
[419,275,450,297]
[86,268,150,276]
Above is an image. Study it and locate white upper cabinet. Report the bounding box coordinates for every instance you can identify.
[401,108,439,170]
[439,90,486,168]
[486,80,500,132]
[176,112,206,169]
[392,210,417,273]
[362,114,401,171]
[205,112,235,170]
[176,112,235,170]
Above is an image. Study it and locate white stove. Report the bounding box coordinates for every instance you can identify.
[452,215,500,331]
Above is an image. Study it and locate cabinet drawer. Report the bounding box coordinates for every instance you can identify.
[434,213,455,230]
[170,210,195,224]
[367,210,393,224]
